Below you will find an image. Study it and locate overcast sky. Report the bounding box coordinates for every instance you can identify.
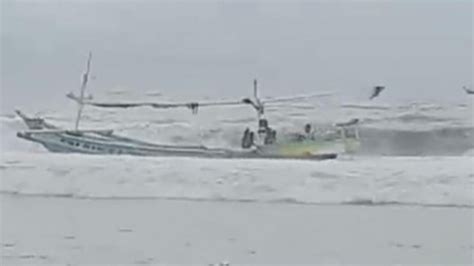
[1,0,472,111]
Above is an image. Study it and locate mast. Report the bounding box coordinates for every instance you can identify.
[253,79,264,119]
[253,79,258,99]
[74,52,92,130]
[252,79,268,144]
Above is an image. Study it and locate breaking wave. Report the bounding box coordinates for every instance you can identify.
[358,127,474,156]
[1,102,473,156]
[1,100,472,208]
[1,191,471,209]
[0,152,472,208]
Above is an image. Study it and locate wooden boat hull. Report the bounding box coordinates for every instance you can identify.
[17,130,337,161]
[15,111,338,161]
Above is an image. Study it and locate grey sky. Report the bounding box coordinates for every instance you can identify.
[1,0,472,112]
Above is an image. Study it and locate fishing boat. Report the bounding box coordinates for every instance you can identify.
[16,53,360,160]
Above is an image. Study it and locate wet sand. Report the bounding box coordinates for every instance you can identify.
[1,194,472,265]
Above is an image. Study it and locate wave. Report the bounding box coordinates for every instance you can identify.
[341,103,392,110]
[1,191,471,209]
[1,152,472,208]
[144,91,162,97]
[362,113,453,124]
[2,100,473,156]
[357,126,474,156]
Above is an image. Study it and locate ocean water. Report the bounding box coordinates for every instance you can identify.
[1,95,473,208]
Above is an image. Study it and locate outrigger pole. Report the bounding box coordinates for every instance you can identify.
[74,51,92,131]
[71,79,333,115]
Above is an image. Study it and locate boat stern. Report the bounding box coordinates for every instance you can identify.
[257,139,344,158]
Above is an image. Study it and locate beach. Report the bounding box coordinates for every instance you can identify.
[1,194,472,265]
[1,150,473,265]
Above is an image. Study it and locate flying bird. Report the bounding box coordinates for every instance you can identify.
[462,86,474,95]
[369,86,385,100]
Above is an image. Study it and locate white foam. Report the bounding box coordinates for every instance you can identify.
[1,152,472,207]
[3,100,474,155]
